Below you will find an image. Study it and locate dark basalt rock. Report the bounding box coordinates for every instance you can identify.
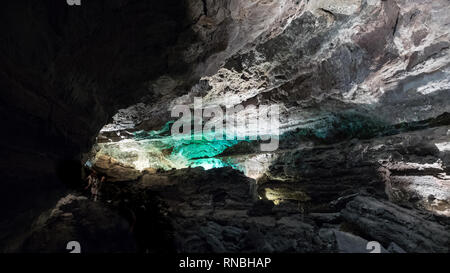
[341,196,450,253]
[10,164,450,253]
[18,194,136,253]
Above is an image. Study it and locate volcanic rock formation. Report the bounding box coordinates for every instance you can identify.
[0,0,449,252]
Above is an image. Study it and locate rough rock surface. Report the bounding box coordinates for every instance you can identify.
[0,1,309,247]
[9,166,449,253]
[261,125,450,214]
[342,196,450,253]
[92,154,142,182]
[18,194,136,253]
[100,167,329,253]
[1,0,449,253]
[333,230,388,253]
[102,0,450,137]
[100,167,450,253]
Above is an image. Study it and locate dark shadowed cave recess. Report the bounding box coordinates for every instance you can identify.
[1,0,449,253]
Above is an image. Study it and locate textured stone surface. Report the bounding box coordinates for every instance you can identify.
[92,155,142,182]
[99,168,330,253]
[105,0,450,136]
[1,0,450,253]
[8,165,449,253]
[333,230,388,253]
[17,194,136,253]
[250,125,450,214]
[0,0,300,248]
[342,196,450,253]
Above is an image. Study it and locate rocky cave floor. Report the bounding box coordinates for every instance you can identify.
[19,117,450,253]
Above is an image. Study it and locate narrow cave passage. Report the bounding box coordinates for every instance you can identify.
[0,0,449,255]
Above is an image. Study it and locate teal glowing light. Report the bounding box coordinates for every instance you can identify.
[189,158,234,170]
[133,121,246,170]
[172,137,241,159]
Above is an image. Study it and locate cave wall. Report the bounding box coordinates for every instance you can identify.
[0,0,194,249]
[0,0,304,251]
[102,0,450,137]
[1,0,449,252]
